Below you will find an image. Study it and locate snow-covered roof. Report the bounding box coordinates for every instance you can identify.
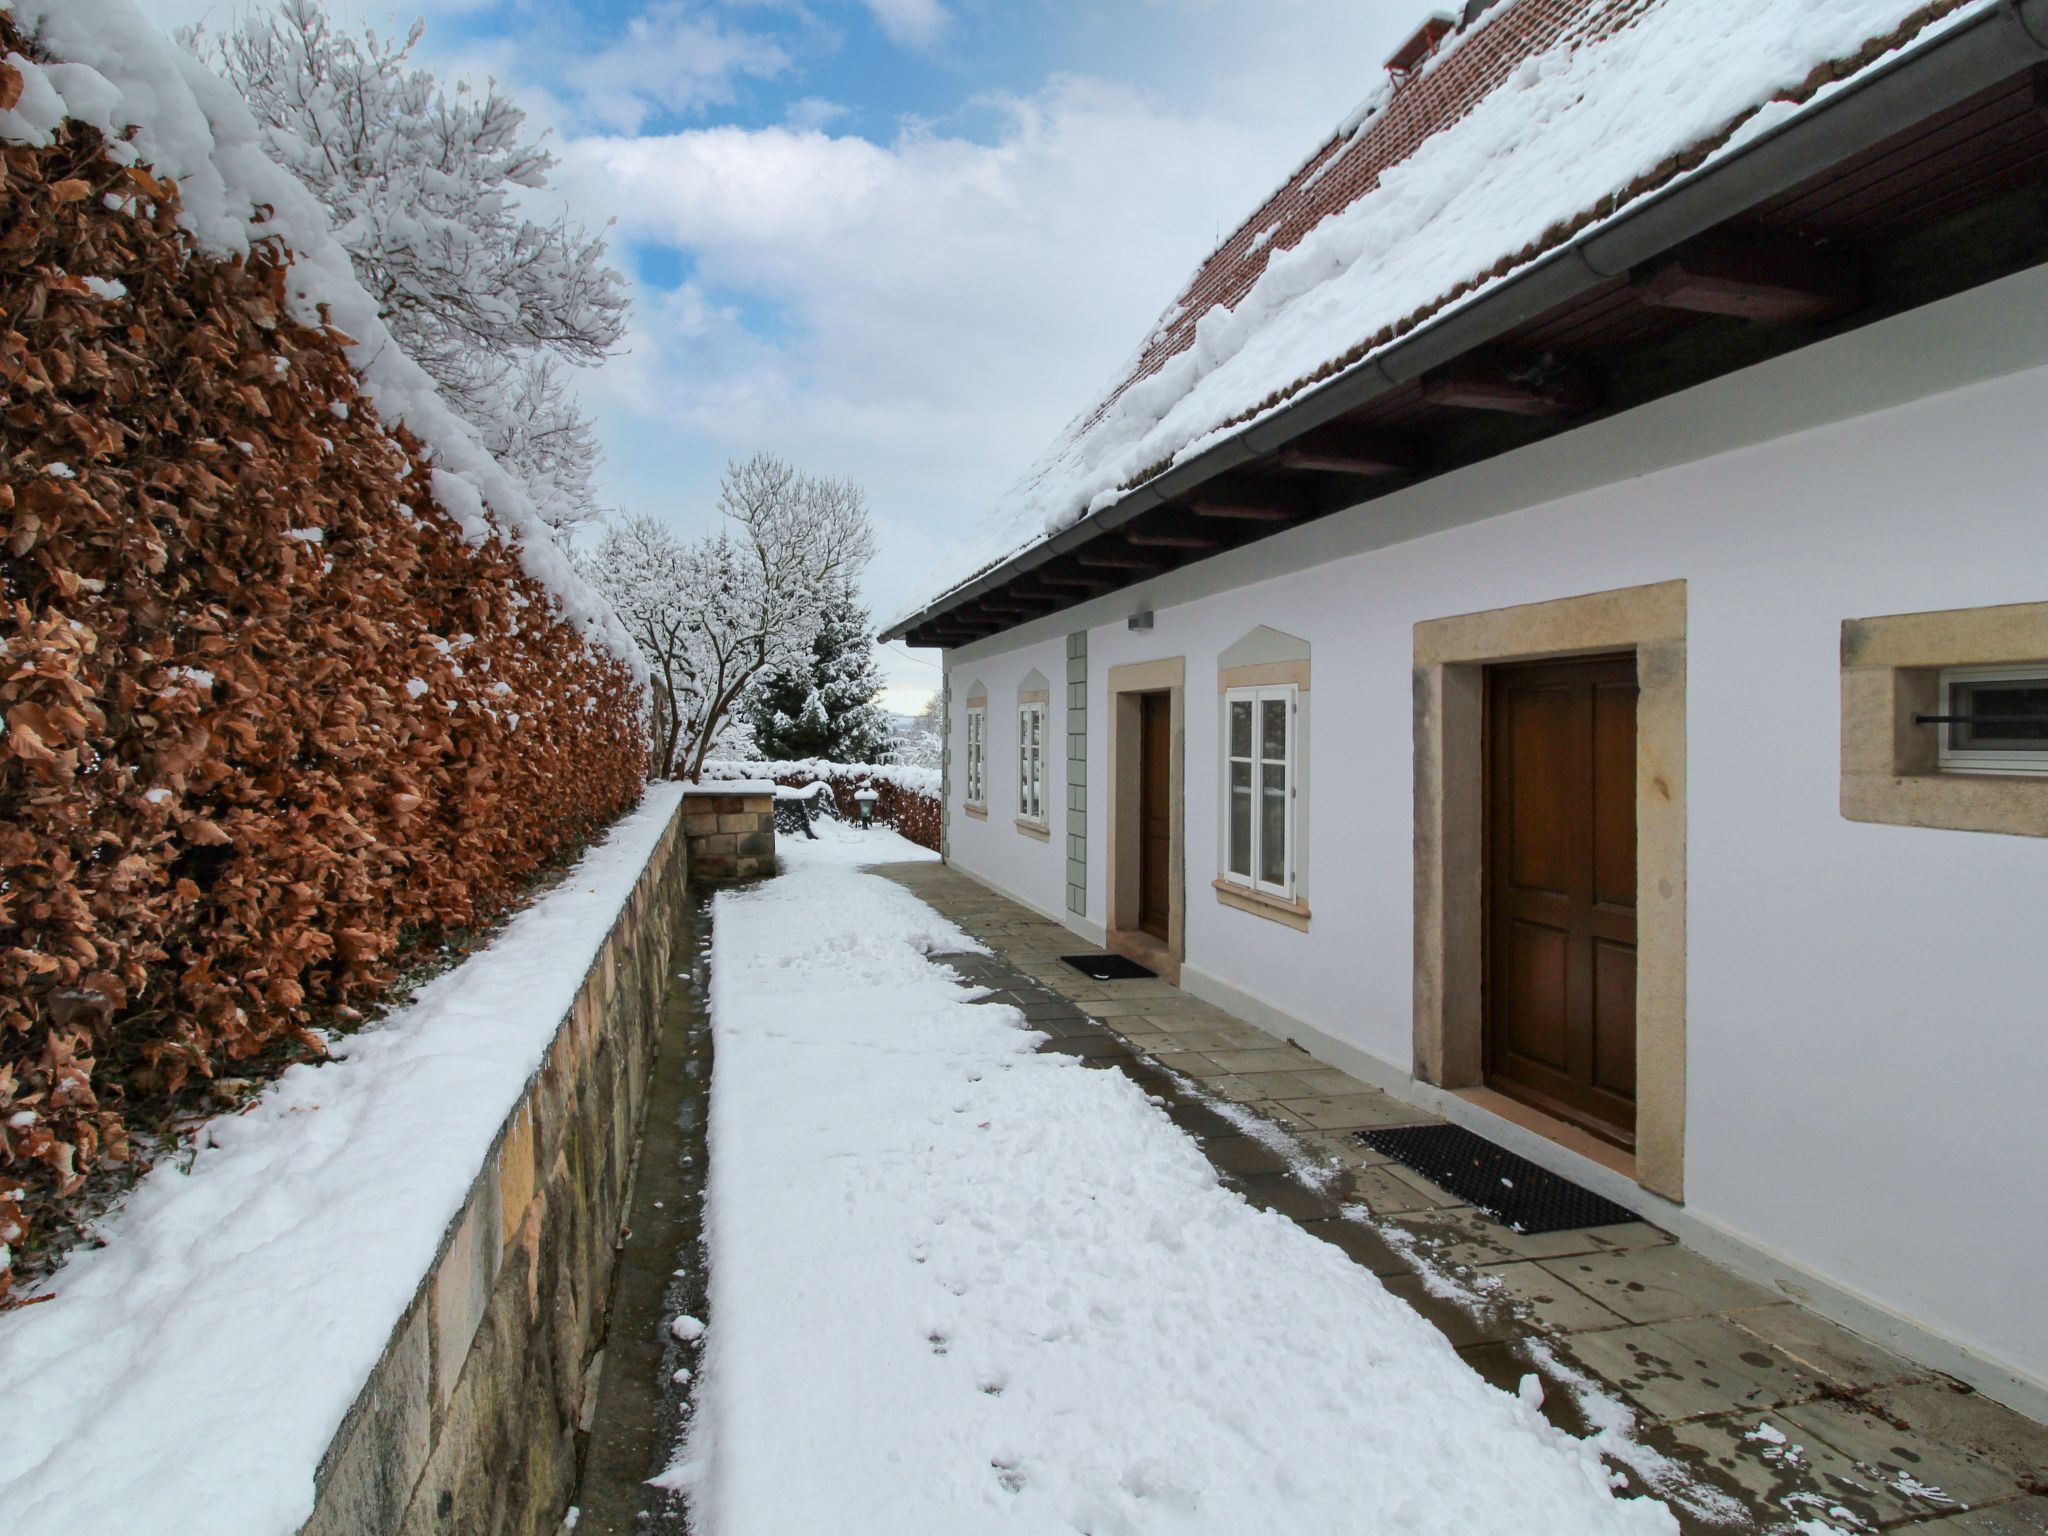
[0,0,643,673]
[893,0,1996,632]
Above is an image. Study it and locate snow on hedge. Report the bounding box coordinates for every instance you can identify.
[701,756,940,798]
[0,0,641,671]
[895,0,1993,625]
[671,826,1678,1533]
[0,785,684,1533]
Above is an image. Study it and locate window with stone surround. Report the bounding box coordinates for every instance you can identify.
[1841,600,2048,838]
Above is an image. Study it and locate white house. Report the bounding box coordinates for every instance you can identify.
[884,0,2048,1421]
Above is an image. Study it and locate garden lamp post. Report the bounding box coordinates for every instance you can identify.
[854,787,879,829]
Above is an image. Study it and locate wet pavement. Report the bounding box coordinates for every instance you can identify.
[880,859,2048,1536]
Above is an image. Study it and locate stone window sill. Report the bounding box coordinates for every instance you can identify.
[1212,877,1310,931]
[963,803,988,820]
[1015,817,1051,841]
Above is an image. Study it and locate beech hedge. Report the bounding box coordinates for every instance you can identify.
[0,78,644,1295]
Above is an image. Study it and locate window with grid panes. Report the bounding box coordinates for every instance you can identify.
[1223,684,1296,897]
[964,706,987,805]
[1017,701,1047,823]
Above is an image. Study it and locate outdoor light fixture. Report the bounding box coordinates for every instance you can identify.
[1128,611,1155,631]
[854,786,879,828]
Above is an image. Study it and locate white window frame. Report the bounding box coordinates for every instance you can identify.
[1017,700,1047,825]
[1222,683,1297,899]
[1935,662,2048,777]
[964,705,987,807]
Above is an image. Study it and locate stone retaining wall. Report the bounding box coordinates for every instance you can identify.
[681,784,776,883]
[301,795,690,1536]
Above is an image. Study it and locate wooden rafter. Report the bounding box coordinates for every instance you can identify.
[1419,349,1601,416]
[1274,424,1429,477]
[1635,235,1863,324]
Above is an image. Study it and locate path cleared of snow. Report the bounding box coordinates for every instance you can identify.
[669,823,1676,1534]
[0,785,685,1535]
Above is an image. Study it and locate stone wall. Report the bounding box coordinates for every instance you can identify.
[681,785,776,883]
[301,796,690,1536]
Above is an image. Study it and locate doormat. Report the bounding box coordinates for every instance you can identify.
[1355,1123,1639,1234]
[1060,953,1157,982]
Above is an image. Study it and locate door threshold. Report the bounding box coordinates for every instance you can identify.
[1105,927,1178,985]
[1452,1087,1638,1184]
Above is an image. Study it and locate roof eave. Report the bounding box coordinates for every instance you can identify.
[885,0,2048,647]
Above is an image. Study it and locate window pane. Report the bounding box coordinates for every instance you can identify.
[1229,699,1253,759]
[1952,679,2048,751]
[1229,768,1252,877]
[1260,762,1287,886]
[1261,697,1287,762]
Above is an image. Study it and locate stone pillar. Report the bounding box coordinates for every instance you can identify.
[680,782,777,883]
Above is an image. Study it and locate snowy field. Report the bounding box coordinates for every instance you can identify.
[669,821,1677,1534]
[0,786,686,1535]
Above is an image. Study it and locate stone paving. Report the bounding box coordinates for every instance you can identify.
[879,860,2048,1536]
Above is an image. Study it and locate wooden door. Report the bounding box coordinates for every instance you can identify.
[1138,693,1172,940]
[1485,655,1639,1148]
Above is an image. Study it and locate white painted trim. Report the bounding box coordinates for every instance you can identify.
[942,261,2048,668]
[1178,958,2048,1426]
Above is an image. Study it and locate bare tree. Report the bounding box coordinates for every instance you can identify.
[582,455,876,780]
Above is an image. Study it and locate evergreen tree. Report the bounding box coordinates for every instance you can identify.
[746,582,892,762]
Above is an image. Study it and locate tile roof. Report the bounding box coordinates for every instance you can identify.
[896,0,1997,631]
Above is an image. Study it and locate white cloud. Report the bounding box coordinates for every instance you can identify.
[860,0,948,50]
[557,71,1331,645]
[567,3,793,132]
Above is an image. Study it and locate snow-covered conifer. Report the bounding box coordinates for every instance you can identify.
[745,581,891,762]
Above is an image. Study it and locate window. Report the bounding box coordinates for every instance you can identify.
[1223,684,1295,896]
[1934,664,2048,776]
[964,705,987,805]
[1018,700,1047,823]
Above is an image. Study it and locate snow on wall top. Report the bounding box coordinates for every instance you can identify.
[0,0,644,674]
[893,0,1994,630]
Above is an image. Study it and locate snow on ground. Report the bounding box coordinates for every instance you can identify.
[895,0,1993,624]
[670,821,1676,1534]
[0,785,685,1535]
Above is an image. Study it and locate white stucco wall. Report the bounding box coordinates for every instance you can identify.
[944,633,1072,924]
[938,274,2048,1406]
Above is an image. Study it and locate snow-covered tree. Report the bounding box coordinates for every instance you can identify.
[188,0,628,535]
[744,581,891,762]
[896,692,943,770]
[581,456,876,780]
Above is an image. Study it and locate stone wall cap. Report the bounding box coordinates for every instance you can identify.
[683,781,777,796]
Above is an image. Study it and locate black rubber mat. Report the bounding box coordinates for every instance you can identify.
[1355,1123,1638,1234]
[1060,953,1157,982]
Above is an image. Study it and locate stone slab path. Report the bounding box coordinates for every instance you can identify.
[878,860,2048,1536]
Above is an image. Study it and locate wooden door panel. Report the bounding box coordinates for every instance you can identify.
[1506,686,1576,895]
[1591,681,1638,913]
[1503,919,1571,1070]
[1486,655,1640,1149]
[1138,693,1172,940]
[1591,937,1638,1103]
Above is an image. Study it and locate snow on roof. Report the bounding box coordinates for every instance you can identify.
[0,0,644,674]
[894,0,1993,631]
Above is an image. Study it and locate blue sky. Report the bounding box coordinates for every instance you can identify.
[141,0,1419,704]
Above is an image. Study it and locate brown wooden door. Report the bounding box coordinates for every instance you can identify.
[1138,693,1172,940]
[1485,655,1639,1148]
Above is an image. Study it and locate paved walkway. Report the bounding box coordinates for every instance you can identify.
[879,860,2048,1536]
